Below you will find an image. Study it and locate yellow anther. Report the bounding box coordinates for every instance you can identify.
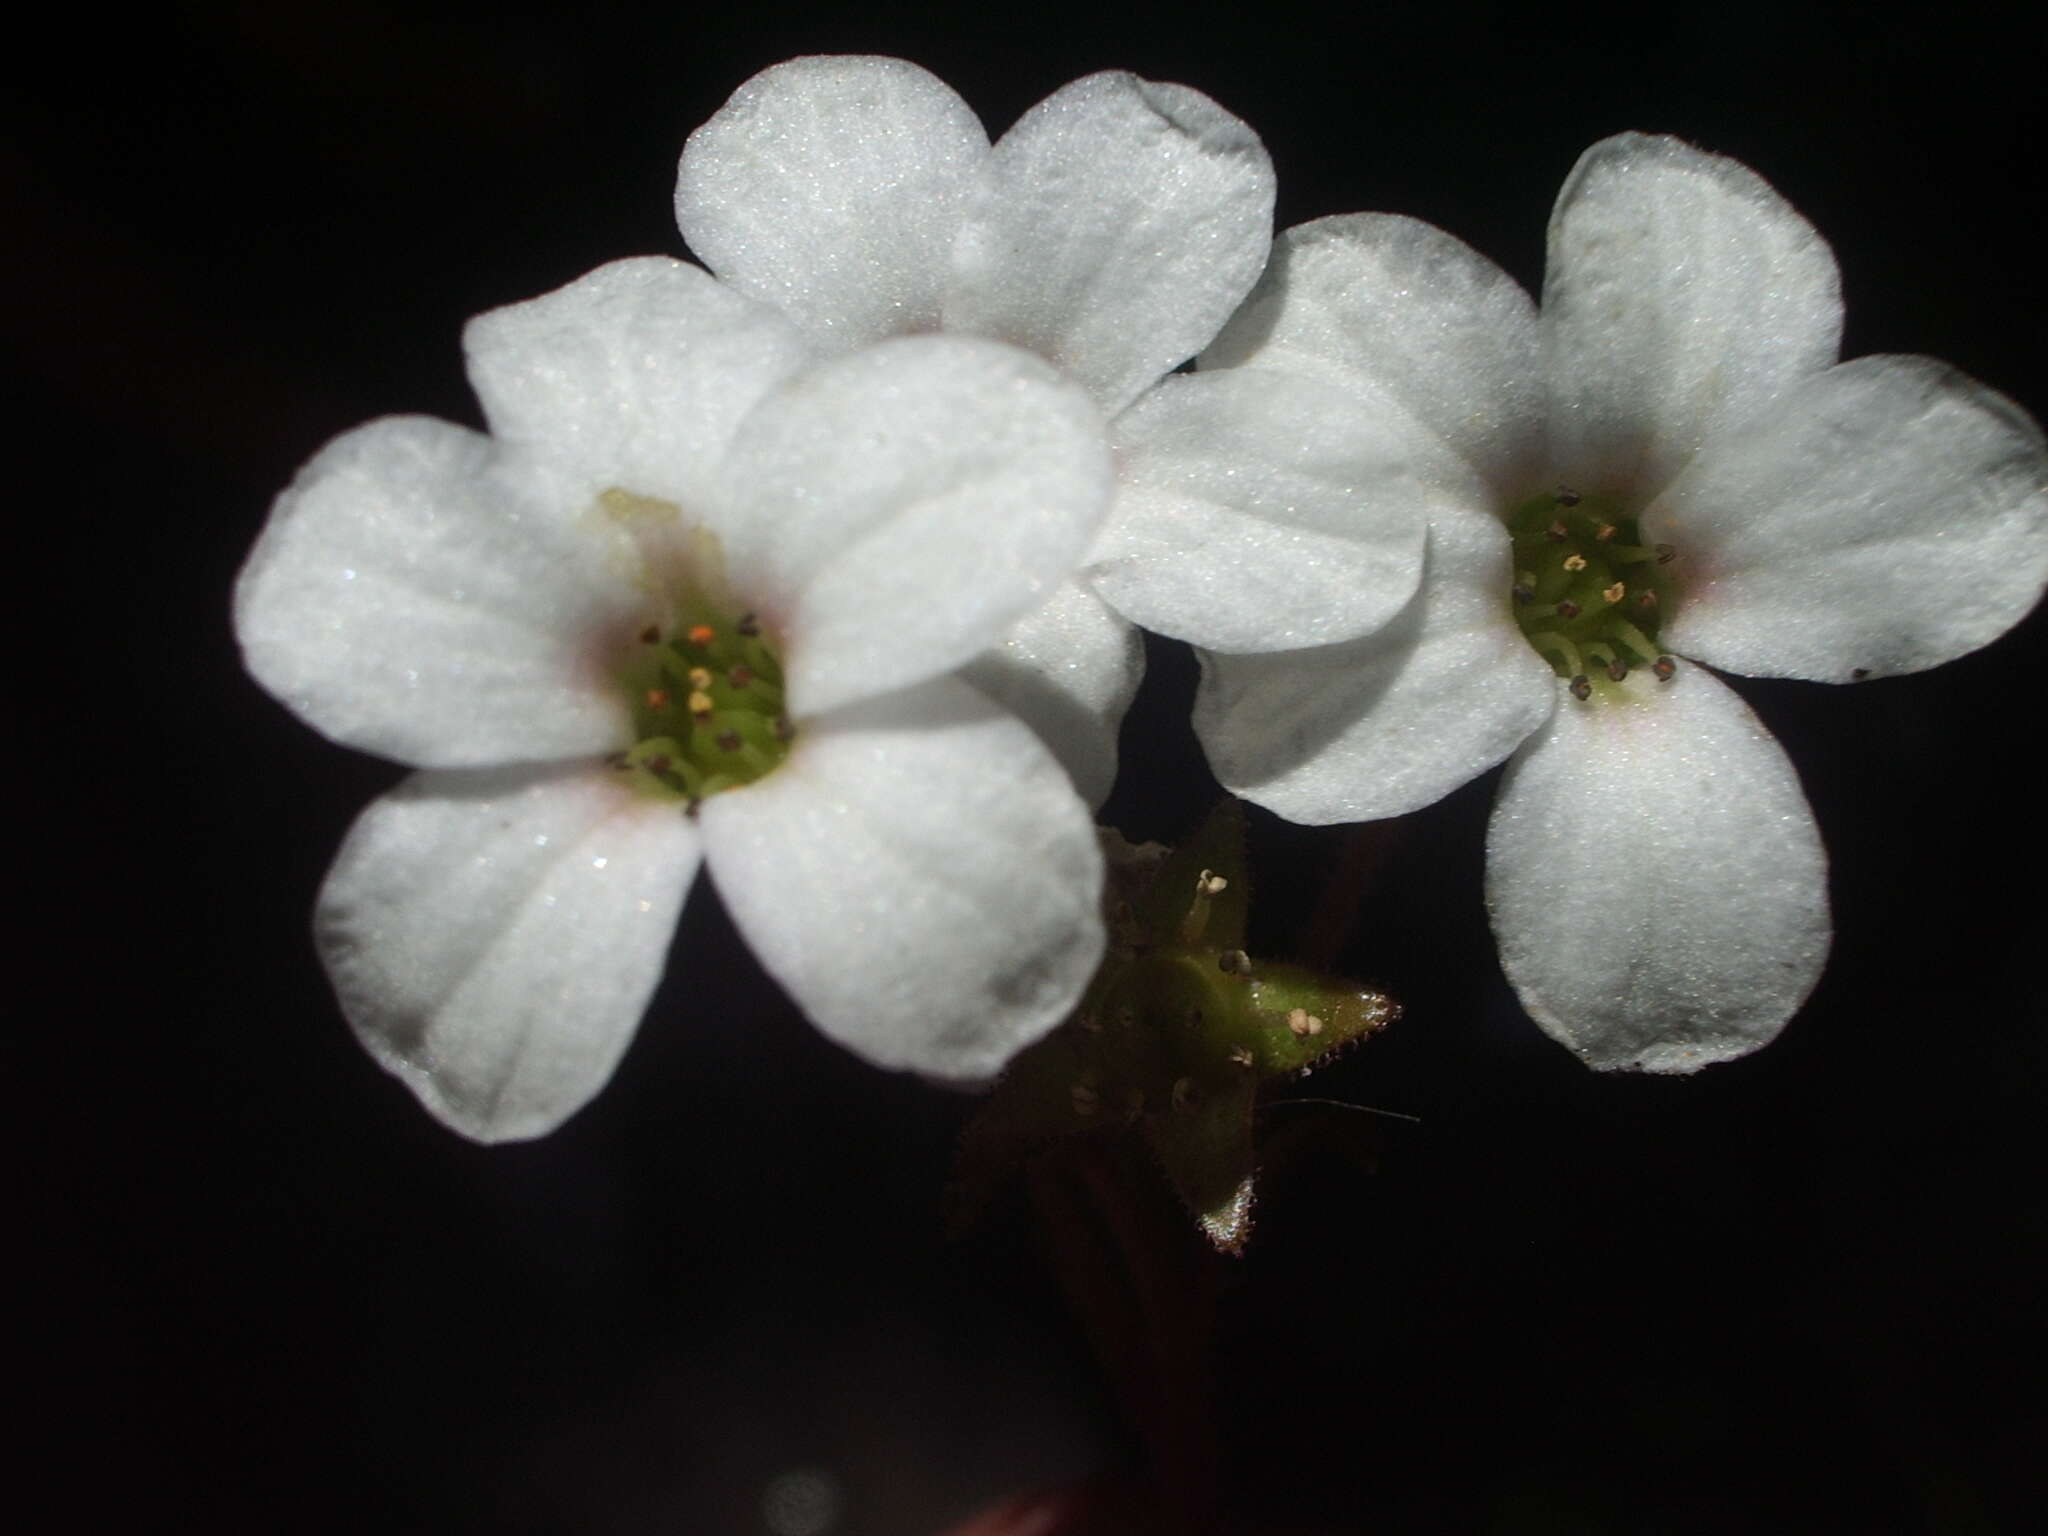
[1563,553,1588,572]
[687,690,715,717]
[1603,581,1626,605]
[1196,869,1228,897]
[687,666,713,691]
[1287,1008,1324,1039]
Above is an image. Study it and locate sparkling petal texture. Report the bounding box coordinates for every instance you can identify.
[1486,664,1830,1072]
[1088,368,1428,652]
[674,56,990,351]
[958,583,1144,808]
[1204,213,1545,497]
[234,416,635,767]
[463,258,816,515]
[1652,354,2048,681]
[1542,133,1843,502]
[700,675,1106,1081]
[1194,503,1556,822]
[945,71,1275,417]
[718,334,1112,719]
[317,766,700,1142]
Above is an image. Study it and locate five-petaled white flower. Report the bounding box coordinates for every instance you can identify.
[236,258,1114,1141]
[676,56,1276,804]
[1089,133,2048,1071]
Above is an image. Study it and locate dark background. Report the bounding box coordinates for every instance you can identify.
[16,2,2045,1530]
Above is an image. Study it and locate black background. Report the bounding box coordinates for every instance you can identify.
[16,2,2046,1530]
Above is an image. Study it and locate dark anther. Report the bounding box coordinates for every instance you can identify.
[772,714,795,741]
[1544,519,1569,541]
[1594,522,1617,541]
[638,624,660,644]
[715,729,742,753]
[1607,658,1629,682]
[1635,590,1659,611]
[1652,656,1677,681]
[645,754,671,774]
[728,665,754,689]
[1555,486,1582,507]
[1555,599,1581,620]
[1512,580,1535,604]
[1655,544,1676,564]
[1569,674,1593,701]
[736,612,761,637]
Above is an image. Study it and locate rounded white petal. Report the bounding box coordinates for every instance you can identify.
[1542,133,1843,502]
[1195,503,1556,823]
[1650,355,2048,681]
[234,417,636,767]
[718,335,1113,718]
[958,581,1144,808]
[317,765,701,1142]
[1088,368,1427,652]
[674,56,990,351]
[945,72,1275,418]
[1203,214,1545,497]
[699,675,1105,1080]
[1486,663,1830,1073]
[464,257,815,512]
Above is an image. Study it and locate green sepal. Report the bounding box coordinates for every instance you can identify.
[1143,1073,1258,1255]
[956,800,1399,1255]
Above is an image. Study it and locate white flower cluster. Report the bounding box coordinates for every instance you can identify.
[237,58,2047,1140]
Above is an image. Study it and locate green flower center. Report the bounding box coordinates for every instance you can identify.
[599,489,792,806]
[1505,488,1680,700]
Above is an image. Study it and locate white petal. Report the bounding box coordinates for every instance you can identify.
[958,582,1144,808]
[1203,214,1545,497]
[1088,368,1427,652]
[674,56,989,351]
[945,72,1275,418]
[699,675,1105,1080]
[1486,663,1830,1072]
[1542,133,1843,502]
[317,765,700,1142]
[464,257,815,513]
[718,335,1112,718]
[1650,355,2048,681]
[1194,503,1555,823]
[234,417,636,767]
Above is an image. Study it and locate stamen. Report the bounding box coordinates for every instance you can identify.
[688,690,715,718]
[1287,1008,1324,1039]
[727,665,754,689]
[1602,581,1626,605]
[1533,632,1584,677]
[687,624,716,646]
[1569,674,1593,701]
[1512,571,1537,603]
[638,625,660,645]
[687,666,713,691]
[1218,949,1252,976]
[714,728,742,753]
[1563,553,1588,573]
[1612,619,1662,665]
[735,612,761,637]
[1593,522,1617,542]
[1652,656,1677,681]
[1555,487,1582,507]
[1228,1045,1255,1068]
[1544,519,1569,541]
[1634,589,1659,613]
[645,688,670,710]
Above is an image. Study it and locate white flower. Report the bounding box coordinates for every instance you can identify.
[1091,134,2048,1072]
[235,258,1114,1140]
[675,56,1278,804]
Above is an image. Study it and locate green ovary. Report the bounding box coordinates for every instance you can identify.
[600,489,792,804]
[1505,489,1679,699]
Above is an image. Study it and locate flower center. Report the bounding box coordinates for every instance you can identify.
[1506,488,1678,700]
[599,489,792,806]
